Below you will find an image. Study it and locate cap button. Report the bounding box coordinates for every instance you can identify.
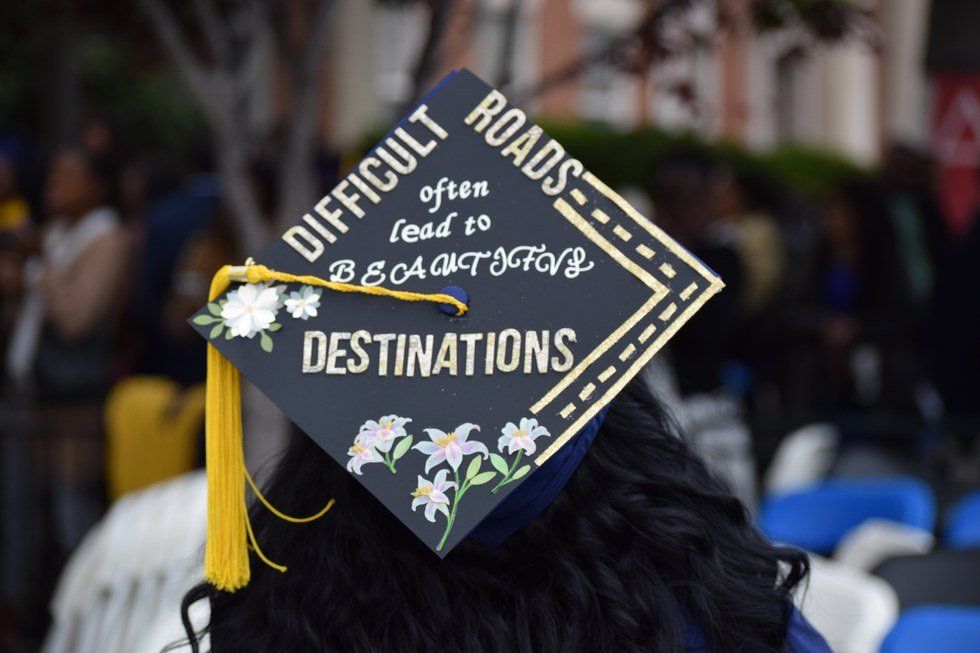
[438,285,469,316]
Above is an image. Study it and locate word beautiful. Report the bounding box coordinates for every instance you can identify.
[282,103,448,262]
[302,328,576,378]
[327,244,593,286]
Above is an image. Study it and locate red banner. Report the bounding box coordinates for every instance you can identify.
[932,74,980,235]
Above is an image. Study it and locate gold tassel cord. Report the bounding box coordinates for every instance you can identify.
[234,263,469,317]
[204,263,468,592]
[245,469,336,523]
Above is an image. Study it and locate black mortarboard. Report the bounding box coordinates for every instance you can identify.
[191,69,723,591]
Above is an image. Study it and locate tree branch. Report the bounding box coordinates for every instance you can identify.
[277,0,337,229]
[513,5,662,104]
[291,0,335,149]
[140,0,270,254]
[191,0,232,65]
[138,0,221,122]
[494,0,521,89]
[401,0,454,116]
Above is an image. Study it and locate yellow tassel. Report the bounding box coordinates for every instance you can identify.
[204,265,252,592]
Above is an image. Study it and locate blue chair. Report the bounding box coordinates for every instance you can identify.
[881,606,980,653]
[759,477,935,554]
[946,491,980,549]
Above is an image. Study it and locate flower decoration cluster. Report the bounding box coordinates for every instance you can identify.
[348,414,552,551]
[347,415,414,475]
[193,281,321,352]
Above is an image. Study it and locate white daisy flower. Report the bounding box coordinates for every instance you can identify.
[220,282,281,338]
[284,285,321,320]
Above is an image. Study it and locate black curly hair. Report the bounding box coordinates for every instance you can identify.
[177,377,808,652]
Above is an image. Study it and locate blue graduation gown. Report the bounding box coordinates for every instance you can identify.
[684,605,832,652]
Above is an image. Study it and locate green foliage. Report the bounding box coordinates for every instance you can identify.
[260,331,274,353]
[465,456,482,481]
[0,22,204,156]
[360,120,868,201]
[758,144,867,197]
[77,33,204,155]
[489,453,509,475]
[536,121,868,200]
[511,465,531,481]
[393,435,414,461]
[469,471,497,486]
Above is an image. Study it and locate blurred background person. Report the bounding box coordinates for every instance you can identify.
[717,167,786,321]
[5,145,129,403]
[1,145,129,629]
[783,181,906,413]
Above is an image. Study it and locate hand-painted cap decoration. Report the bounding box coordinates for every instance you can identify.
[190,69,723,591]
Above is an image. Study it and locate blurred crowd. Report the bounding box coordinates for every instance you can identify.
[651,144,978,431]
[0,118,246,646]
[1,115,979,648]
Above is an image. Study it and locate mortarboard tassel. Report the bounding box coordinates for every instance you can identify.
[204,264,252,591]
[204,263,467,591]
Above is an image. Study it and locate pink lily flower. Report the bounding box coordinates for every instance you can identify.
[346,442,383,475]
[410,470,456,522]
[356,414,411,453]
[413,423,488,472]
[497,417,551,456]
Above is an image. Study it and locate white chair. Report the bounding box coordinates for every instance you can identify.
[765,423,840,496]
[834,518,934,572]
[43,471,208,653]
[643,359,758,508]
[794,556,899,653]
[687,419,758,509]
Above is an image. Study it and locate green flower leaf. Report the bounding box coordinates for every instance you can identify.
[393,435,413,460]
[489,453,509,475]
[468,471,497,486]
[465,455,482,480]
[511,465,531,481]
[207,302,222,316]
[260,331,274,353]
[192,314,218,325]
[209,323,223,339]
[224,328,234,340]
[268,322,282,332]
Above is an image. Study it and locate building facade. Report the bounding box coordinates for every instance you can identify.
[320,0,932,167]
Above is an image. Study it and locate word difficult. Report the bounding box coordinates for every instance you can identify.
[283,104,448,262]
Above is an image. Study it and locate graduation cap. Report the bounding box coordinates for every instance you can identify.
[191,69,723,592]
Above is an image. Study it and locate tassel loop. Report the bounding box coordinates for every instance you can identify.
[242,262,469,316]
